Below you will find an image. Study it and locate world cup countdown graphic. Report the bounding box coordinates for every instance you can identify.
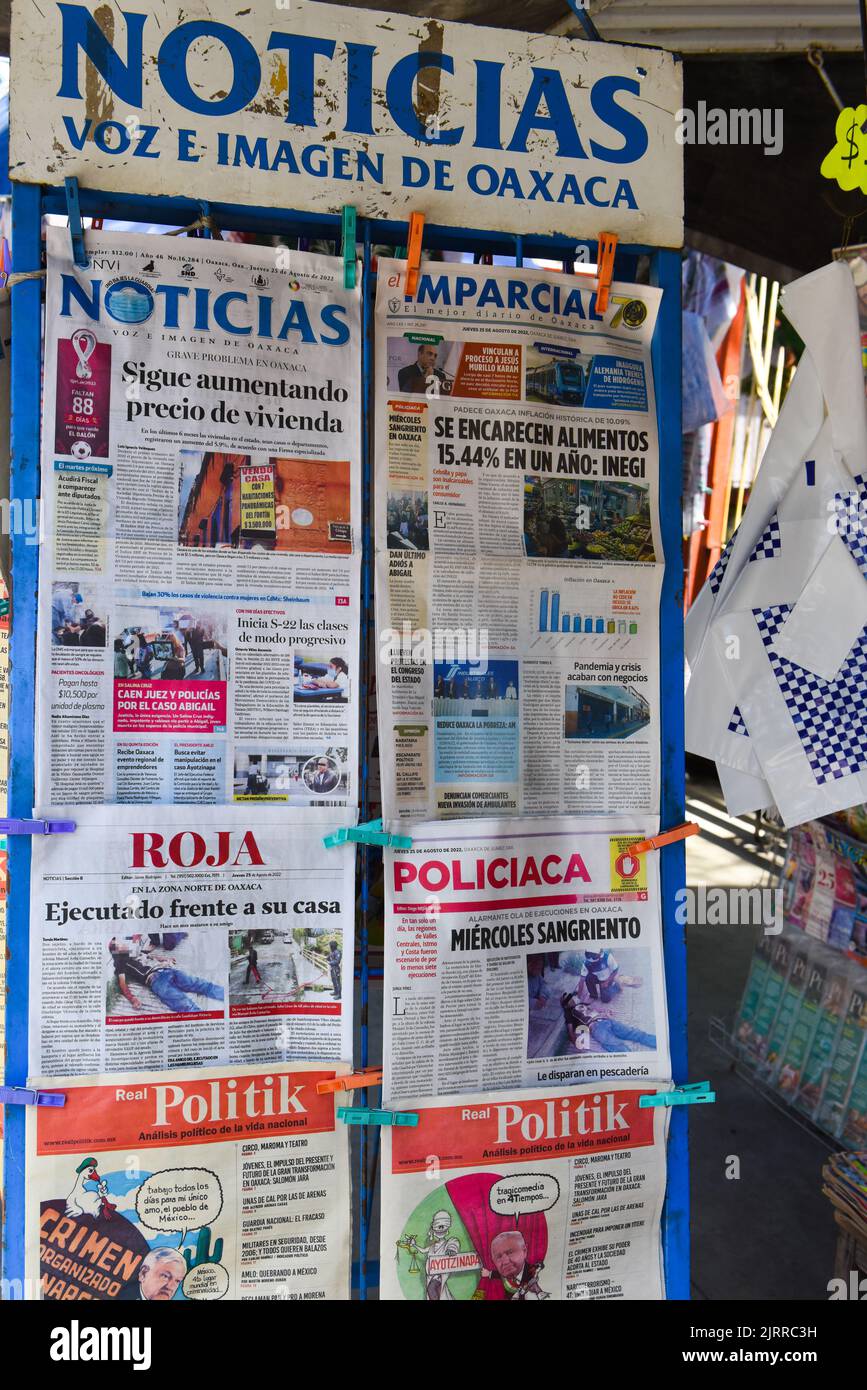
[54,330,112,459]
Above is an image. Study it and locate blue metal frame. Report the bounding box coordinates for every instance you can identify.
[3,183,687,1300]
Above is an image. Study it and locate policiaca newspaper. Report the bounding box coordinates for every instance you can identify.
[381,1080,668,1301]
[38,229,360,810]
[27,1061,351,1302]
[29,807,355,1076]
[375,259,662,821]
[383,816,670,1104]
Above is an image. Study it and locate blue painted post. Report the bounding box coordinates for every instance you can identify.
[652,245,690,1299]
[3,180,42,1296]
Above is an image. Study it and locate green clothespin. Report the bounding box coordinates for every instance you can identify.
[341,206,357,290]
[323,818,413,850]
[338,1107,418,1127]
[639,1082,715,1109]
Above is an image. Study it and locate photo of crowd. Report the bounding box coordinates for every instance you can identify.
[387,490,429,551]
[113,605,228,683]
[51,581,106,647]
[526,948,657,1061]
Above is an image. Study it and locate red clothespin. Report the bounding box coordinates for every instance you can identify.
[316,1066,383,1095]
[630,822,700,855]
[404,212,425,298]
[595,231,618,313]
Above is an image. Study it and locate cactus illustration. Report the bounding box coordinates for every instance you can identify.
[183,1226,224,1270]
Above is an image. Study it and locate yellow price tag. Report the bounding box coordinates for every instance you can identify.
[821,104,867,193]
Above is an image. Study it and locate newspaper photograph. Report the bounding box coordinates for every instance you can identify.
[374,258,662,820]
[380,1079,668,1301]
[29,806,355,1077]
[383,815,669,1103]
[26,1060,351,1302]
[38,228,361,808]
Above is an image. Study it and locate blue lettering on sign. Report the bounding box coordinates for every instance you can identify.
[55,3,650,166]
[58,274,351,345]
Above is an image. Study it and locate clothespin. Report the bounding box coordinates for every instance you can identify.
[0,1085,66,1108]
[316,1067,382,1095]
[595,231,618,313]
[338,1107,418,1127]
[639,1082,715,1109]
[64,177,89,270]
[323,818,412,850]
[0,818,76,835]
[404,212,425,298]
[341,206,357,290]
[629,822,699,855]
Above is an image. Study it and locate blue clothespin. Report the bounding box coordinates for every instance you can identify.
[0,1086,66,1108]
[0,818,76,835]
[639,1082,715,1109]
[341,206,357,290]
[64,177,89,269]
[199,200,213,239]
[323,818,412,850]
[338,1107,418,1127]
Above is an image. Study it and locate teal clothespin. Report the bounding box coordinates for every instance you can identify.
[341,206,357,290]
[639,1082,715,1109]
[64,177,89,269]
[338,1107,418,1127]
[323,818,412,850]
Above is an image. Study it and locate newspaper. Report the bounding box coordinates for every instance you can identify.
[380,1080,668,1301]
[26,1061,351,1302]
[383,816,669,1103]
[29,806,355,1076]
[374,259,662,821]
[37,229,361,809]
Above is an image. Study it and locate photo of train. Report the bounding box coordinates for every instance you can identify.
[525,357,589,406]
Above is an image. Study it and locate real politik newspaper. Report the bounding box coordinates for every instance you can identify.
[383,815,670,1104]
[29,806,355,1077]
[38,228,361,811]
[26,1061,351,1302]
[380,1079,669,1301]
[374,258,662,822]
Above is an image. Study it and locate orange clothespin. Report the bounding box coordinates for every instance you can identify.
[404,212,425,298]
[316,1066,383,1095]
[629,822,700,855]
[595,231,618,313]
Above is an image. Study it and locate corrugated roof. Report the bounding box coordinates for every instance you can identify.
[551,0,864,53]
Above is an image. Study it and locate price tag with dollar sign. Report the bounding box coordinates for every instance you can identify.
[821,103,867,193]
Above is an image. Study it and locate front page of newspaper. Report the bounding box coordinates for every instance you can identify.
[26,1061,351,1302]
[380,1080,668,1301]
[374,259,662,821]
[29,807,355,1076]
[383,816,669,1103]
[38,229,361,809]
